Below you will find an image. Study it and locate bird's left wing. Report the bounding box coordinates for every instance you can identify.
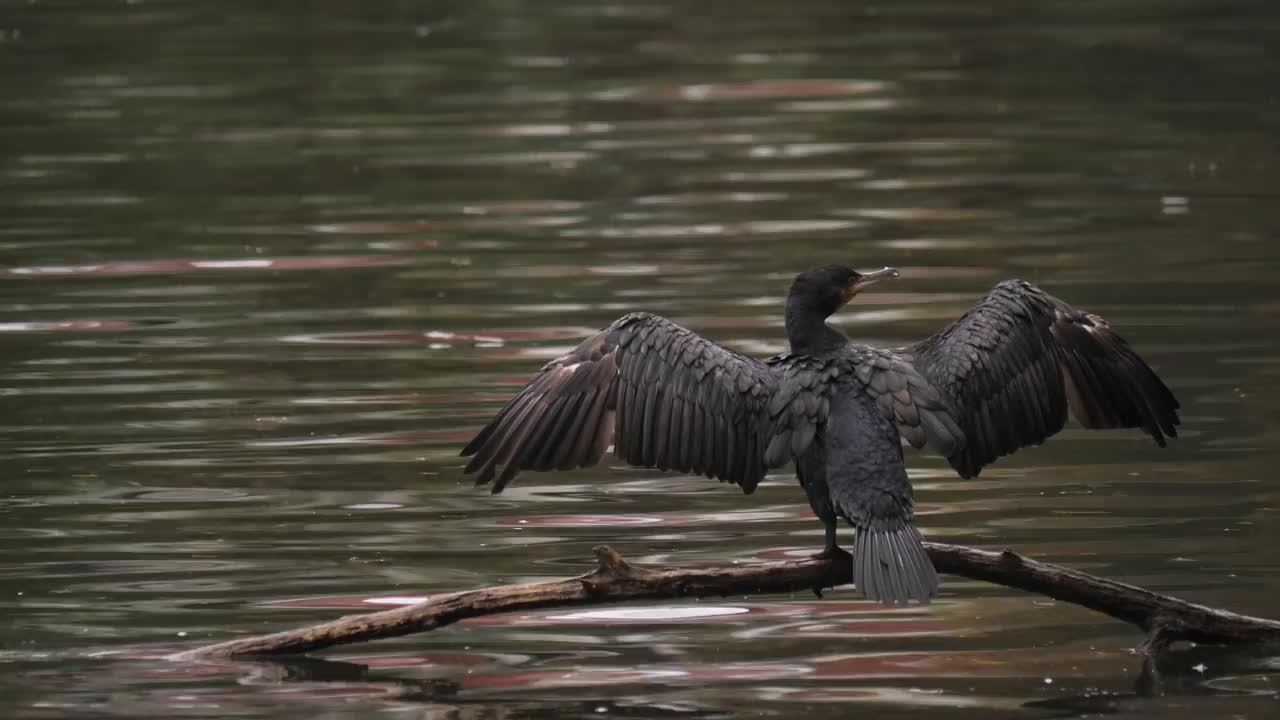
[902,279,1181,478]
[462,312,791,493]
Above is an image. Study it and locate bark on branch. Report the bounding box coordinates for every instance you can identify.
[173,542,1280,661]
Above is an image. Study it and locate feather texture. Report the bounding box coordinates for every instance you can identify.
[903,279,1181,477]
[461,312,825,493]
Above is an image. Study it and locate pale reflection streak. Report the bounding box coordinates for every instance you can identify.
[754,685,1014,709]
[0,320,134,333]
[559,219,861,240]
[4,255,413,278]
[496,506,805,529]
[588,79,890,103]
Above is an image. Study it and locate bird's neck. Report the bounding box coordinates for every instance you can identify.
[785,303,848,355]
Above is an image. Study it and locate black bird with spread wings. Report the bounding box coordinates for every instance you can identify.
[461,266,1181,605]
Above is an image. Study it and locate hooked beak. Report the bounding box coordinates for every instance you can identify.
[840,267,900,304]
[852,267,900,292]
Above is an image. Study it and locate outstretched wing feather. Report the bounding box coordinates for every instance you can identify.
[904,280,1181,477]
[461,313,787,493]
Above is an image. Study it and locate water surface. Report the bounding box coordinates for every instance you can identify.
[3,1,1280,718]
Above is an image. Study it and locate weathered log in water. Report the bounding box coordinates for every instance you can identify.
[174,542,1280,661]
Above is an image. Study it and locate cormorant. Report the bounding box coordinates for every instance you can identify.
[461,266,1181,605]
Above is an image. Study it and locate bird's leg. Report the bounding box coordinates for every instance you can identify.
[810,520,845,560]
[810,520,851,598]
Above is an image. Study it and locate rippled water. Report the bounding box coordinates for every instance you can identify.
[3,1,1280,717]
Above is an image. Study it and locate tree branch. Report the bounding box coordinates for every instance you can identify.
[173,542,1280,661]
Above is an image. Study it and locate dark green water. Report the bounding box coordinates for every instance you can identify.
[3,1,1280,717]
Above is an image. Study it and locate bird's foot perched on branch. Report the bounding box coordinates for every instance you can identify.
[809,545,852,598]
[809,545,849,561]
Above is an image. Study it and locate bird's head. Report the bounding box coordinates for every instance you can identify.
[788,265,900,318]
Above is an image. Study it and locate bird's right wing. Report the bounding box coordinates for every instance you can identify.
[462,312,795,493]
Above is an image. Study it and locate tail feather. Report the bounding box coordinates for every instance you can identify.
[853,523,937,606]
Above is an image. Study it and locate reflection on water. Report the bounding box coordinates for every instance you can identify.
[3,0,1280,717]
